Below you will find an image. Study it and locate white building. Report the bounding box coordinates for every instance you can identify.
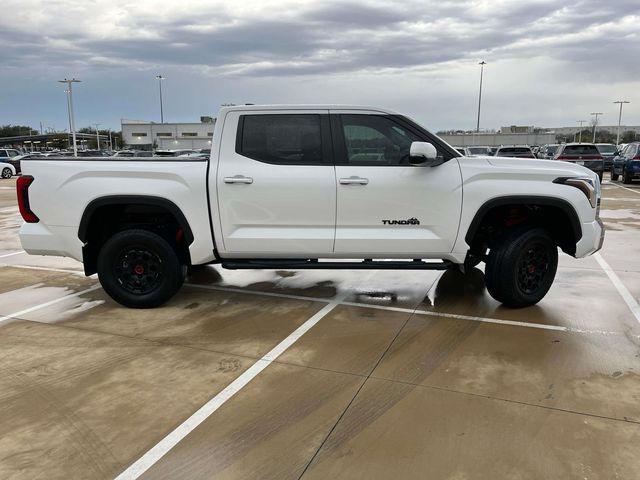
[121,118,216,150]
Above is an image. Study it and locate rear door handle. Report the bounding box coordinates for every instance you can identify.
[339,176,369,185]
[224,175,253,184]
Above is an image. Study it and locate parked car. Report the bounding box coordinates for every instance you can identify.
[154,149,198,157]
[0,161,16,178]
[595,143,617,170]
[18,104,604,309]
[611,142,640,183]
[8,152,44,174]
[111,150,151,157]
[0,148,21,160]
[538,144,559,159]
[462,146,492,156]
[494,146,536,158]
[77,150,111,157]
[553,143,604,181]
[178,152,209,159]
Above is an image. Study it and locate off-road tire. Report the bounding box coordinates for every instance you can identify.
[97,229,184,308]
[485,227,558,308]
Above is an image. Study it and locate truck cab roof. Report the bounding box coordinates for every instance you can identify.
[220,104,400,115]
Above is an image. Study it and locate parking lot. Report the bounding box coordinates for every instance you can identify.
[1,175,639,479]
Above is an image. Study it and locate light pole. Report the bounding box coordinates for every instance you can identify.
[58,78,81,156]
[64,89,73,149]
[613,100,630,146]
[577,120,586,143]
[590,112,603,143]
[155,75,165,123]
[476,61,486,133]
[93,123,101,150]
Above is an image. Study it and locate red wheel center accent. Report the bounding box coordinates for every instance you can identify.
[134,265,145,275]
[528,265,536,274]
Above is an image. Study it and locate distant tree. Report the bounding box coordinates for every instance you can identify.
[76,126,121,149]
[621,131,637,143]
[0,124,39,137]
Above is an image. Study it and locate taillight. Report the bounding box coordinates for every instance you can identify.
[556,155,570,160]
[634,156,640,160]
[16,175,39,223]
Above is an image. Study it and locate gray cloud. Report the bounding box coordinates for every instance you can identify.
[1,0,638,79]
[0,0,638,132]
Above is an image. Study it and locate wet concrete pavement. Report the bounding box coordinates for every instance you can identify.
[0,176,639,479]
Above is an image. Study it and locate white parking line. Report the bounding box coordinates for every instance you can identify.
[0,250,25,259]
[0,263,86,275]
[610,183,640,195]
[595,253,640,324]
[114,295,345,480]
[0,284,101,326]
[0,262,628,335]
[188,283,571,333]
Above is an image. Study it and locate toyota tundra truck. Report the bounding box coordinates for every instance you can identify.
[17,105,604,308]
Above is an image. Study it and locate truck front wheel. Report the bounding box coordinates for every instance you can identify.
[484,227,558,308]
[97,229,185,308]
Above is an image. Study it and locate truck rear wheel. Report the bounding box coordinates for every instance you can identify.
[484,227,558,308]
[97,229,185,308]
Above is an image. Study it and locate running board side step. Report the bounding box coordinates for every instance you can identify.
[221,259,455,270]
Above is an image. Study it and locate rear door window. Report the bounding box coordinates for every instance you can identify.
[238,114,324,165]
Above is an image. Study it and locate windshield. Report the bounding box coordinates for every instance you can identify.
[468,147,489,155]
[499,147,531,154]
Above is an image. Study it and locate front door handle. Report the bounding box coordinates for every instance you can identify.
[224,175,253,184]
[339,176,369,185]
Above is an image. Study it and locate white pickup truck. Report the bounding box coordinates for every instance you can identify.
[18,105,604,308]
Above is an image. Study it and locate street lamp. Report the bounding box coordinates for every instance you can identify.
[93,123,101,150]
[613,100,630,146]
[590,112,603,143]
[476,61,486,133]
[58,78,81,157]
[155,75,165,123]
[576,120,586,143]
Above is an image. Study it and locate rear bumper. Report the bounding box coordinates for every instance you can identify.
[19,222,83,261]
[575,218,604,258]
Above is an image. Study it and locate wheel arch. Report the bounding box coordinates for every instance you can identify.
[78,195,194,275]
[464,195,583,257]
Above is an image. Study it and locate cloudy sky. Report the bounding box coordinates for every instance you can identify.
[1,0,638,132]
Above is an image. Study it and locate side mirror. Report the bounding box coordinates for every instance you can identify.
[409,141,440,166]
